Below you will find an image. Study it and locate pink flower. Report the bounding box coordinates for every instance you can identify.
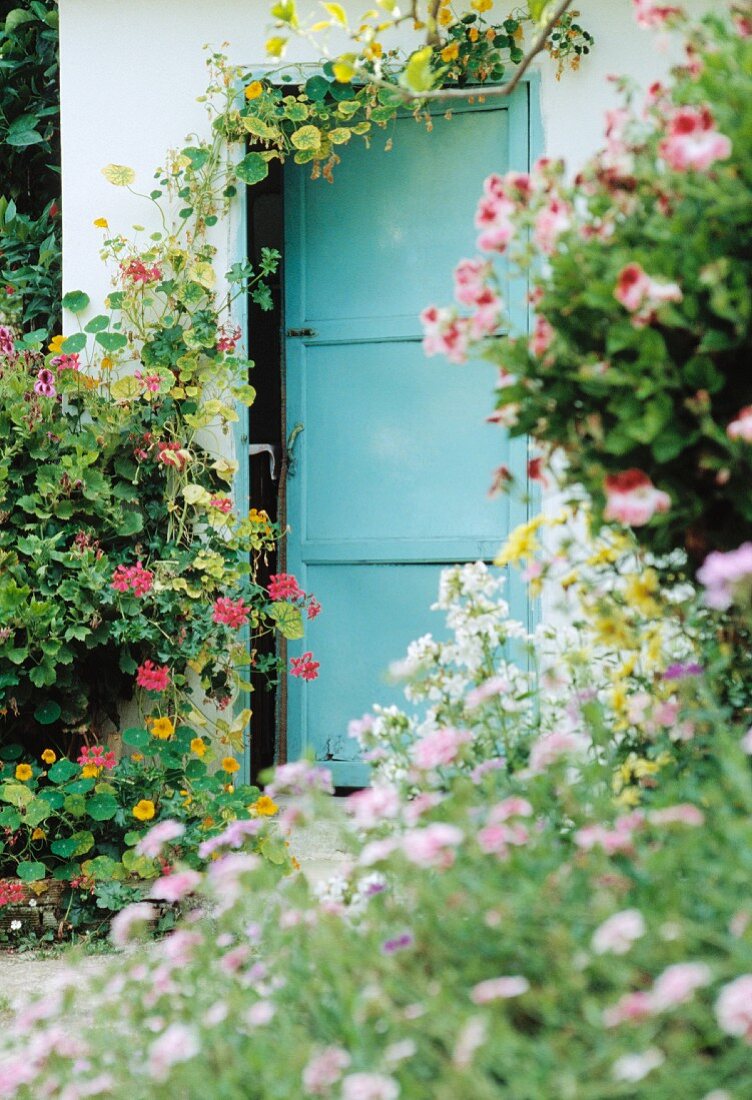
[34,367,56,398]
[489,796,533,822]
[412,727,471,770]
[465,675,509,709]
[341,1073,400,1100]
[533,197,571,254]
[632,0,683,28]
[592,909,646,955]
[603,469,671,527]
[268,572,304,601]
[453,257,492,306]
[53,353,80,372]
[266,760,334,799]
[420,306,471,364]
[659,105,732,172]
[477,821,529,858]
[401,823,464,869]
[614,262,682,324]
[147,1023,199,1082]
[603,991,654,1026]
[210,496,233,513]
[697,543,752,610]
[528,730,587,773]
[212,596,250,628]
[157,441,191,469]
[348,714,375,745]
[715,975,752,1042]
[290,651,320,681]
[471,975,529,1004]
[198,818,262,859]
[77,744,117,771]
[136,660,171,692]
[648,803,704,827]
[111,561,154,596]
[303,1046,351,1095]
[307,597,322,620]
[122,258,162,284]
[650,962,712,1011]
[0,325,16,358]
[109,901,157,946]
[347,785,400,829]
[529,315,555,358]
[474,183,516,254]
[727,407,752,443]
[136,819,185,858]
[149,869,202,903]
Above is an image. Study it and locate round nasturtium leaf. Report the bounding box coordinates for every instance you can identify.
[33,700,62,726]
[17,860,47,882]
[101,163,136,187]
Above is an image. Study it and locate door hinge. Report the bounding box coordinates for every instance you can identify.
[286,327,317,338]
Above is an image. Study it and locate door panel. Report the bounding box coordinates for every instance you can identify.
[284,94,530,786]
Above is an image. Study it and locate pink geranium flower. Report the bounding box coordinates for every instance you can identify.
[716,975,752,1042]
[290,651,320,681]
[592,909,646,955]
[267,572,304,601]
[420,305,470,364]
[136,660,171,692]
[727,407,752,443]
[411,727,471,770]
[533,197,571,254]
[659,105,732,172]
[149,869,202,903]
[111,561,154,596]
[603,469,671,527]
[529,315,555,358]
[34,367,56,398]
[136,819,186,858]
[632,0,683,28]
[347,785,400,829]
[212,596,250,628]
[401,822,463,869]
[697,543,752,610]
[614,262,682,324]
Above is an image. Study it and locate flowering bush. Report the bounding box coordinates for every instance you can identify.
[0,723,287,936]
[2,676,752,1095]
[422,5,752,565]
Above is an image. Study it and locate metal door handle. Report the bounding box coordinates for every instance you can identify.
[249,443,281,481]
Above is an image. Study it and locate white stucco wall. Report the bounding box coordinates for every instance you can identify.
[59,0,710,336]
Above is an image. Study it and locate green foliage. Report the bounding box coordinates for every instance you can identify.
[0,1,61,335]
[0,728,284,930]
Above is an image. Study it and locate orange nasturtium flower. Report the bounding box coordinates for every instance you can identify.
[221,756,240,774]
[15,764,33,782]
[40,749,56,765]
[250,795,278,817]
[190,738,207,757]
[245,80,263,100]
[133,799,156,822]
[150,716,175,740]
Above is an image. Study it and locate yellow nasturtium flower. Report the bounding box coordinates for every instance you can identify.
[48,334,65,355]
[221,756,240,774]
[15,764,33,782]
[31,827,46,841]
[440,41,460,62]
[245,81,263,100]
[41,749,56,765]
[471,0,493,11]
[81,764,101,779]
[150,716,175,740]
[93,217,109,228]
[190,738,207,758]
[250,795,279,817]
[133,799,156,822]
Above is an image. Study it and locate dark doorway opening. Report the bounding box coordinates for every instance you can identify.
[247,159,284,784]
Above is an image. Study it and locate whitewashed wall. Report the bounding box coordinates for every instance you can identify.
[59,0,710,335]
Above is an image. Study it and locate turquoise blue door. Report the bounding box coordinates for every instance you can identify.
[284,90,530,786]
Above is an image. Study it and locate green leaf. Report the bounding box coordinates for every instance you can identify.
[120,509,144,536]
[0,743,23,762]
[1,783,33,808]
[95,331,128,352]
[34,700,61,726]
[4,9,36,32]
[17,861,46,882]
[269,601,305,640]
[235,152,269,186]
[47,758,80,783]
[400,46,436,93]
[61,290,91,314]
[63,793,87,817]
[82,855,123,880]
[25,799,51,828]
[304,75,331,101]
[84,314,110,334]
[62,332,88,355]
[102,164,136,187]
[181,146,209,170]
[123,727,150,749]
[291,125,322,152]
[86,793,119,821]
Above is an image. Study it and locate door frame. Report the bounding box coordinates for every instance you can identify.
[237,76,543,780]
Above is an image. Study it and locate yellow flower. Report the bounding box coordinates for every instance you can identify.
[131,752,144,763]
[495,517,544,567]
[201,816,215,830]
[93,217,109,228]
[41,749,56,765]
[150,716,175,740]
[244,80,263,100]
[438,7,453,25]
[468,26,479,41]
[471,0,493,10]
[190,738,207,757]
[250,795,279,817]
[611,684,628,715]
[224,783,234,794]
[221,756,240,774]
[440,41,460,62]
[48,334,65,355]
[100,356,114,371]
[615,787,641,809]
[31,827,46,841]
[133,799,156,822]
[81,764,101,779]
[624,570,661,617]
[15,764,33,782]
